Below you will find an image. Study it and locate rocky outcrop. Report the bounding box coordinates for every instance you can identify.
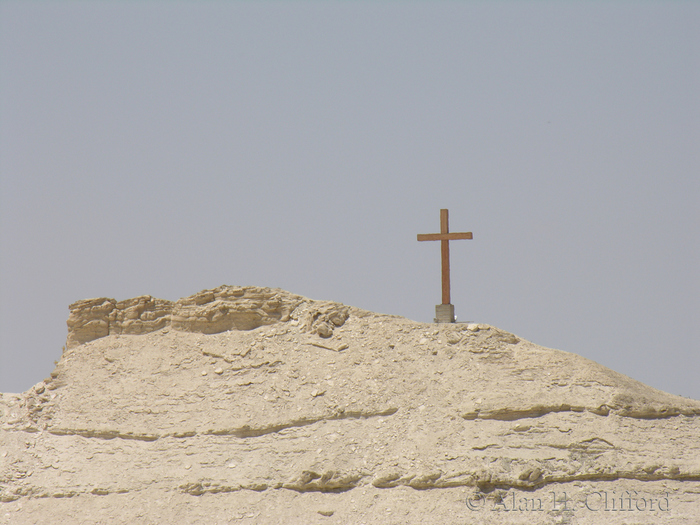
[66,286,350,348]
[3,286,700,524]
[66,295,172,347]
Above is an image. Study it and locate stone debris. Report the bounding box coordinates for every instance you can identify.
[1,285,700,524]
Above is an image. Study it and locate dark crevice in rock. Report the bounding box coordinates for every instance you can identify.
[47,428,160,441]
[206,407,399,438]
[462,404,699,422]
[41,408,398,442]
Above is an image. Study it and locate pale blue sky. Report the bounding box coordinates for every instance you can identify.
[1,2,698,398]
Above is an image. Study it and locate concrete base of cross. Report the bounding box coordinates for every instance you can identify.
[434,303,455,323]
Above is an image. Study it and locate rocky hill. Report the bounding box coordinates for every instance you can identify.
[2,286,699,524]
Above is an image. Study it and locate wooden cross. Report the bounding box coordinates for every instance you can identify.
[417,209,473,306]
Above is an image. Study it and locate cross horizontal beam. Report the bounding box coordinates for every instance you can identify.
[417,232,473,242]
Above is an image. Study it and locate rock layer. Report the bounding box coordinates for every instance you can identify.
[65,286,349,348]
[2,286,700,524]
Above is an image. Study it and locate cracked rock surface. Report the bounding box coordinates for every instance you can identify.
[2,285,699,524]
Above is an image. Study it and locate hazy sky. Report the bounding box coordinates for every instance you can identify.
[1,2,698,399]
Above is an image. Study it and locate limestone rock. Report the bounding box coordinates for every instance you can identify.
[65,286,308,348]
[2,286,700,524]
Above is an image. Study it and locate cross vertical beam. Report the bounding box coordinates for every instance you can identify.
[417,209,473,322]
[440,208,451,305]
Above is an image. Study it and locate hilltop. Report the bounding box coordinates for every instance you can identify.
[2,286,699,524]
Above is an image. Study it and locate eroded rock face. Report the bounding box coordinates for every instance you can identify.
[3,287,700,524]
[66,295,172,347]
[65,286,346,348]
